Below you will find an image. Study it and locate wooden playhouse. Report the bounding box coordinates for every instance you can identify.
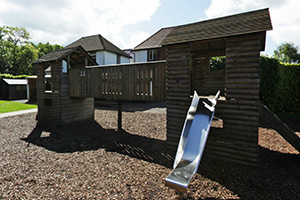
[36,9,273,166]
[35,46,96,126]
[162,8,272,166]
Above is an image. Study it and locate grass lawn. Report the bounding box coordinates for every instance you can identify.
[0,100,37,114]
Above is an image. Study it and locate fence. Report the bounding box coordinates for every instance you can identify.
[69,60,166,102]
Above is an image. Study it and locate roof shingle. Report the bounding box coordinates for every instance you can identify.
[65,34,131,58]
[36,46,97,65]
[162,8,272,45]
[38,46,79,62]
[133,27,173,50]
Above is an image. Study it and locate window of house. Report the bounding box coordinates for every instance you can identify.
[89,51,96,60]
[117,55,120,64]
[148,49,157,61]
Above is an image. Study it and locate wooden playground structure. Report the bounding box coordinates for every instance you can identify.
[35,9,285,167]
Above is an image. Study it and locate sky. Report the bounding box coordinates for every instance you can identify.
[0,0,300,56]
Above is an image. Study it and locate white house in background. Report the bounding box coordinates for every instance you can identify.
[65,34,131,65]
[132,27,173,63]
[123,49,135,63]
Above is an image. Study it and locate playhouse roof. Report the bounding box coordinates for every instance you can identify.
[36,46,97,65]
[133,27,174,50]
[65,34,131,58]
[162,8,272,46]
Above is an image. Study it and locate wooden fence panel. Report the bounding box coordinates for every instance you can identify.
[69,61,166,101]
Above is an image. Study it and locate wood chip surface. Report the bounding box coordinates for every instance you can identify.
[0,109,299,199]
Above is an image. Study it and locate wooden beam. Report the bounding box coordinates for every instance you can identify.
[118,100,122,131]
[259,102,300,153]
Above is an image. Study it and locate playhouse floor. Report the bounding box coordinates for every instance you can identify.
[0,109,299,199]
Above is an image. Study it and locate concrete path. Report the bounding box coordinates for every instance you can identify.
[0,108,37,119]
[0,100,165,120]
[95,102,166,114]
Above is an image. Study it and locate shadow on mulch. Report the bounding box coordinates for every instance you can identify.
[259,113,300,132]
[197,146,300,199]
[21,120,300,199]
[21,119,174,168]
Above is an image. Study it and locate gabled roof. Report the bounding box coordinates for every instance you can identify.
[65,34,131,58]
[133,27,173,51]
[162,8,272,45]
[36,46,97,65]
[3,78,27,85]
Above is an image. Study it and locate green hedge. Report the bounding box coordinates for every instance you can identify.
[260,56,300,113]
[0,74,29,79]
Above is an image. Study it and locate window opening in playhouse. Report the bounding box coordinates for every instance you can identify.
[44,64,52,93]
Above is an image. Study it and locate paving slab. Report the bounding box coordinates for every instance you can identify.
[0,108,37,119]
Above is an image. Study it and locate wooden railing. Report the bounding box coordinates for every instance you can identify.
[69,61,166,102]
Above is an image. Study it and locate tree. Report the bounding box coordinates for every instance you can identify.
[0,25,38,75]
[210,56,226,70]
[0,26,62,75]
[32,42,63,58]
[274,42,300,63]
[3,26,30,46]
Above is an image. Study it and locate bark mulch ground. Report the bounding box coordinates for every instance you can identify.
[0,109,299,199]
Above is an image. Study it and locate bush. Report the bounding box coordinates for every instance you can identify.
[0,73,29,79]
[260,56,300,113]
[278,63,300,112]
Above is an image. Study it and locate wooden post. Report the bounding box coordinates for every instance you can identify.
[118,99,122,131]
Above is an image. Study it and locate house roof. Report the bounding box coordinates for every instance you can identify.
[36,46,97,65]
[3,78,27,85]
[65,34,131,58]
[133,27,173,50]
[162,8,272,46]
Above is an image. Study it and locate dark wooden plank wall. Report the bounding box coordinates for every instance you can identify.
[61,71,94,124]
[27,78,37,102]
[206,33,262,167]
[166,33,262,166]
[69,61,166,102]
[37,62,62,125]
[166,43,192,150]
[69,67,87,97]
[8,85,27,100]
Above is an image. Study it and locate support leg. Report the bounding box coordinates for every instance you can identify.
[178,192,187,200]
[118,100,122,131]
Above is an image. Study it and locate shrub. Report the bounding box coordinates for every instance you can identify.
[0,73,29,79]
[260,56,300,113]
[278,63,300,112]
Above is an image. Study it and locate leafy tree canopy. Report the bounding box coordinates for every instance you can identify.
[32,42,63,58]
[274,42,300,63]
[0,25,62,75]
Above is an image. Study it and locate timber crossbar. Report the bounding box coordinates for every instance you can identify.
[69,60,166,102]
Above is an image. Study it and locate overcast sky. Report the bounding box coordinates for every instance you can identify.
[0,0,299,56]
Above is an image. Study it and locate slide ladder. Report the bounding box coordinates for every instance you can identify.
[165,91,220,193]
